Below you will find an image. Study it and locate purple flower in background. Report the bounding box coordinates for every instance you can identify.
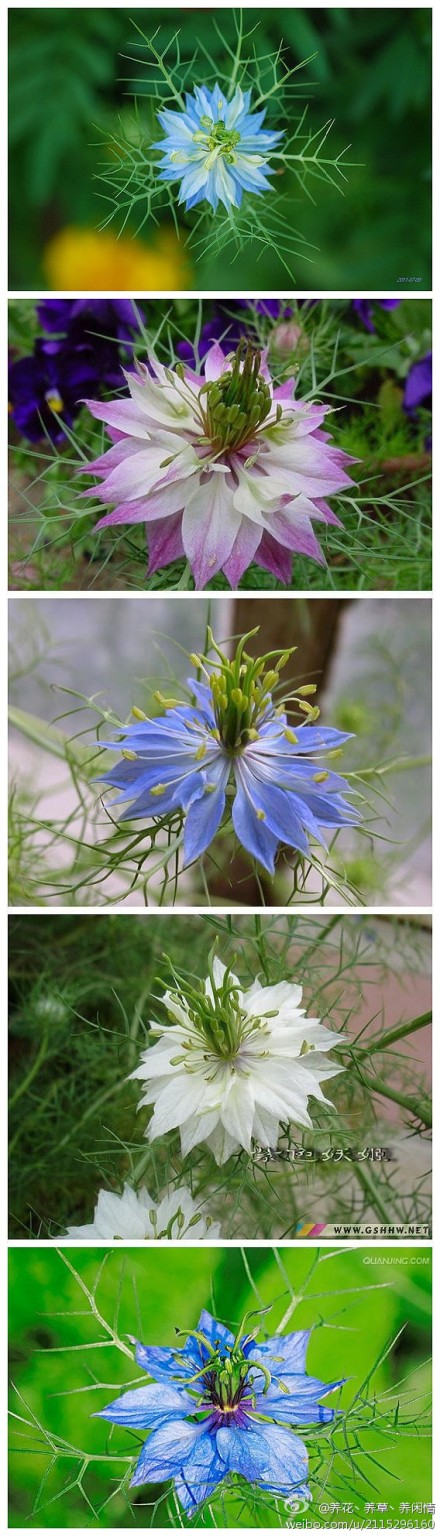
[96,1309,343,1511]
[85,338,357,587]
[9,300,145,444]
[403,352,432,414]
[8,340,105,443]
[352,299,400,333]
[36,299,143,344]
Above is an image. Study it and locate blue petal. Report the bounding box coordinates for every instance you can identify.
[231,777,279,874]
[259,1375,342,1425]
[245,776,311,856]
[174,1434,225,1512]
[95,1382,190,1429]
[183,760,229,863]
[215,1420,310,1496]
[130,1418,203,1487]
[251,1331,311,1375]
[132,1339,194,1384]
[196,1309,235,1352]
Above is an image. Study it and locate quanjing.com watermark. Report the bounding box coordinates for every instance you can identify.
[363,1254,430,1264]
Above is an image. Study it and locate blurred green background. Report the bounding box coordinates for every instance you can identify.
[8,7,432,290]
[9,1245,431,1527]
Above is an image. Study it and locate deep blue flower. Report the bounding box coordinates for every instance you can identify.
[154,83,283,213]
[352,299,400,333]
[36,299,143,344]
[9,301,144,443]
[97,637,359,875]
[403,351,432,414]
[96,1309,342,1511]
[8,340,105,444]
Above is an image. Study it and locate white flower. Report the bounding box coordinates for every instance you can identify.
[131,955,345,1166]
[63,1182,220,1240]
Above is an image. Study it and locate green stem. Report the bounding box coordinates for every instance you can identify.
[354,754,431,781]
[227,8,243,97]
[357,1010,431,1057]
[56,1079,126,1153]
[352,1160,400,1226]
[356,1070,431,1128]
[8,1026,49,1109]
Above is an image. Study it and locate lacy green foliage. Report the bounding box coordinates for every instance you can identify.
[8,299,432,593]
[8,914,431,1239]
[8,1246,432,1526]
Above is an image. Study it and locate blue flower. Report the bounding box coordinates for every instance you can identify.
[154,83,283,213]
[352,299,400,333]
[403,351,432,414]
[36,299,143,345]
[97,635,359,875]
[9,300,144,444]
[96,1309,342,1511]
[8,340,103,444]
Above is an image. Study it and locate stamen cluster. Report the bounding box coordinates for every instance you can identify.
[199,340,275,453]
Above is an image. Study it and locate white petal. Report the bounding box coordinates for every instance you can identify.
[243,980,303,1017]
[206,1123,240,1165]
[179,1109,221,1157]
[221,1076,255,1150]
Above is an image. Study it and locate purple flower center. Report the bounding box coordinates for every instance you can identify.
[196,1358,260,1431]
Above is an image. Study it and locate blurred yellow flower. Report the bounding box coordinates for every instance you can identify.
[43,225,190,291]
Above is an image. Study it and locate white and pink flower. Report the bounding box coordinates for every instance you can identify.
[84,340,357,588]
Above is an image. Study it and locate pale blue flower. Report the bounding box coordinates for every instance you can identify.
[97,681,358,876]
[154,82,283,212]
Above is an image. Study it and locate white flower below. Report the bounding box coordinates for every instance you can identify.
[63,1182,220,1240]
[131,956,345,1165]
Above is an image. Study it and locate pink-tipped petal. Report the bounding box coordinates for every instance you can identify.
[256,533,292,583]
[203,342,228,382]
[222,519,263,587]
[147,514,185,574]
[182,472,240,588]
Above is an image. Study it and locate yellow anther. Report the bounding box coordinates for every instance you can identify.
[256,809,266,821]
[150,783,166,796]
[122,749,138,761]
[195,742,207,760]
[131,705,147,721]
[189,653,203,668]
[154,692,181,709]
[327,748,343,760]
[45,390,64,413]
[284,727,298,744]
[313,770,329,783]
[295,684,317,696]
